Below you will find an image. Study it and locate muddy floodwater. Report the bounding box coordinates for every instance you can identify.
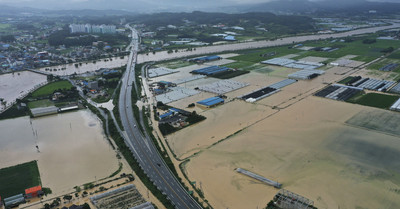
[0,110,119,196]
[38,56,128,76]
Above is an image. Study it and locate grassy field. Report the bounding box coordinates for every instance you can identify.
[28,99,54,109]
[0,104,29,120]
[0,161,41,198]
[229,36,400,64]
[32,81,73,98]
[367,58,400,71]
[158,60,194,69]
[348,92,399,109]
[0,23,11,32]
[338,76,356,84]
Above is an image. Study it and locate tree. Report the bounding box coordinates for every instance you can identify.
[44,203,51,209]
[63,195,72,201]
[82,203,91,209]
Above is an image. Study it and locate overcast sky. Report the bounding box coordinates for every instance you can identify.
[0,0,399,11]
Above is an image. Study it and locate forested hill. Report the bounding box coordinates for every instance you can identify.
[131,12,316,34]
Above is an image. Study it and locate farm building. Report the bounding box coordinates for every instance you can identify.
[30,106,59,117]
[379,63,398,72]
[148,67,178,78]
[4,194,25,208]
[191,66,230,76]
[90,184,146,209]
[197,97,224,108]
[390,98,400,111]
[288,69,325,80]
[130,202,155,209]
[197,79,248,95]
[190,55,221,63]
[240,87,280,103]
[59,105,79,113]
[348,77,396,91]
[390,83,400,94]
[261,58,323,70]
[315,84,363,101]
[224,36,236,41]
[25,186,43,198]
[159,111,176,120]
[240,79,297,103]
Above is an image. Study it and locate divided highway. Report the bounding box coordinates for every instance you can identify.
[118,25,202,209]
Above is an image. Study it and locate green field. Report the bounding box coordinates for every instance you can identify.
[338,76,356,84]
[28,99,54,109]
[367,58,400,71]
[229,36,400,64]
[158,60,193,69]
[0,161,41,198]
[32,81,73,98]
[348,92,399,109]
[0,23,11,32]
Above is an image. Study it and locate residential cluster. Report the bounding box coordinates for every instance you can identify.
[69,24,117,34]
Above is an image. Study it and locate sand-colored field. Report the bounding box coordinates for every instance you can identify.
[183,97,400,209]
[0,71,47,111]
[0,110,119,196]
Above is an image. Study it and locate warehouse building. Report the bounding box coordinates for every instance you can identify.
[129,202,155,209]
[190,55,221,63]
[191,66,230,76]
[288,69,325,80]
[90,185,146,209]
[25,186,43,199]
[148,67,178,78]
[390,98,400,111]
[390,82,400,94]
[349,77,396,91]
[261,58,323,70]
[315,84,362,101]
[240,79,297,103]
[197,97,224,108]
[4,194,25,208]
[31,106,59,117]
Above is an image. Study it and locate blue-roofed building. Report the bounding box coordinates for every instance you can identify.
[190,55,221,63]
[224,36,236,41]
[197,97,224,108]
[159,111,174,120]
[169,107,190,115]
[191,65,230,76]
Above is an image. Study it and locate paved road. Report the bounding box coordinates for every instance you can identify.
[118,25,202,209]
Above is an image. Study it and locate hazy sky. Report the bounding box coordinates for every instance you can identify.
[0,0,399,11]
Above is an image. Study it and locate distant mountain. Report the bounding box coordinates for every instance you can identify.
[230,0,400,15]
[0,5,136,17]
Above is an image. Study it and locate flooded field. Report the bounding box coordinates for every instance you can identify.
[38,57,128,76]
[183,97,400,209]
[0,71,47,111]
[0,110,120,196]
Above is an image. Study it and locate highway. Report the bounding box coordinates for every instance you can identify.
[118,25,202,209]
